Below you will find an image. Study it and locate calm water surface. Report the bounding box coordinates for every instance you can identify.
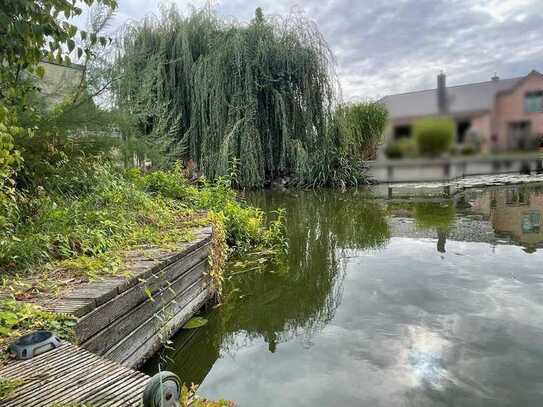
[145,184,543,406]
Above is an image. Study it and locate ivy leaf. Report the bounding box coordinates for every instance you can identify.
[80,30,87,41]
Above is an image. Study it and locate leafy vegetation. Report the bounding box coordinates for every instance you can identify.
[114,6,386,188]
[414,117,454,157]
[1,160,285,284]
[384,138,418,159]
[0,299,76,350]
[181,384,234,407]
[334,102,388,160]
[0,377,23,400]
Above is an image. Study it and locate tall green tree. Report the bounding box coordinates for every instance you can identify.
[115,7,340,187]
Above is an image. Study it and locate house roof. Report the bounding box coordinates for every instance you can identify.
[381,75,525,120]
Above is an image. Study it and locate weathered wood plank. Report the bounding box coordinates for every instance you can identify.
[81,258,207,356]
[92,374,148,406]
[76,242,210,345]
[42,297,96,317]
[0,343,149,407]
[121,227,212,289]
[47,364,131,406]
[120,285,212,369]
[106,276,208,365]
[63,280,124,307]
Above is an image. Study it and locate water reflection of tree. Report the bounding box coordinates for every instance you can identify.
[149,190,390,384]
[237,190,391,348]
[387,200,456,253]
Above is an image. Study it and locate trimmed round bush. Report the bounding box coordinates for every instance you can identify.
[384,138,418,159]
[460,144,477,156]
[384,142,403,159]
[414,117,454,157]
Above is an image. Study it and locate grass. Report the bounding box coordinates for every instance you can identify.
[0,377,23,400]
[1,161,284,285]
[0,299,76,359]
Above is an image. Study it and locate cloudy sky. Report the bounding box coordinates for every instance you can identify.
[101,0,543,100]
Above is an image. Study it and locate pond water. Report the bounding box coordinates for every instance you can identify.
[144,184,543,406]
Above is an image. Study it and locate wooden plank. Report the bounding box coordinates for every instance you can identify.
[0,343,72,375]
[91,373,148,406]
[81,258,207,356]
[2,354,110,406]
[2,346,96,381]
[106,277,208,365]
[121,227,212,289]
[42,298,96,317]
[76,243,210,345]
[0,343,149,407]
[63,280,123,307]
[68,369,137,405]
[46,364,131,406]
[120,285,212,369]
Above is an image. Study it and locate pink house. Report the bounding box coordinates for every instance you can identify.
[381,70,543,152]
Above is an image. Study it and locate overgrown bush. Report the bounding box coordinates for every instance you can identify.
[460,144,477,156]
[384,141,403,159]
[0,299,76,345]
[138,167,286,252]
[335,102,388,160]
[414,117,454,157]
[114,7,385,188]
[1,158,285,278]
[384,138,417,159]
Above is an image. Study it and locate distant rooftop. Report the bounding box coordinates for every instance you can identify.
[381,75,524,120]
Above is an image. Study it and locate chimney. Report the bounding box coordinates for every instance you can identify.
[437,72,448,114]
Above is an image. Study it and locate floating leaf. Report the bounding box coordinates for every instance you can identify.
[183,317,208,329]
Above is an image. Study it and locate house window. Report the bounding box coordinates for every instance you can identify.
[394,125,411,140]
[456,121,471,143]
[508,121,532,149]
[522,211,541,234]
[524,91,543,113]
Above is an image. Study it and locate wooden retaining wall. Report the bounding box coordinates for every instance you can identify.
[40,226,214,368]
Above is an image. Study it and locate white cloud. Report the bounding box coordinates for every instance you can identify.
[95,0,543,99]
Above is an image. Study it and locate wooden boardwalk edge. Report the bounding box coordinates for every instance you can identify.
[0,342,150,406]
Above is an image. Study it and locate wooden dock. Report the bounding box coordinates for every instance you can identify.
[4,226,214,370]
[0,342,150,406]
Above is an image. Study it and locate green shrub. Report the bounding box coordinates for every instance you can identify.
[336,102,388,160]
[384,138,418,159]
[460,144,477,156]
[1,160,286,278]
[140,168,286,253]
[414,117,454,157]
[384,142,403,159]
[0,299,76,342]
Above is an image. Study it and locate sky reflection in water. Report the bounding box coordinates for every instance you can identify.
[144,184,543,406]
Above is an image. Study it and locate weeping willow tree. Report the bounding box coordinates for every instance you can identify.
[114,6,384,187]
